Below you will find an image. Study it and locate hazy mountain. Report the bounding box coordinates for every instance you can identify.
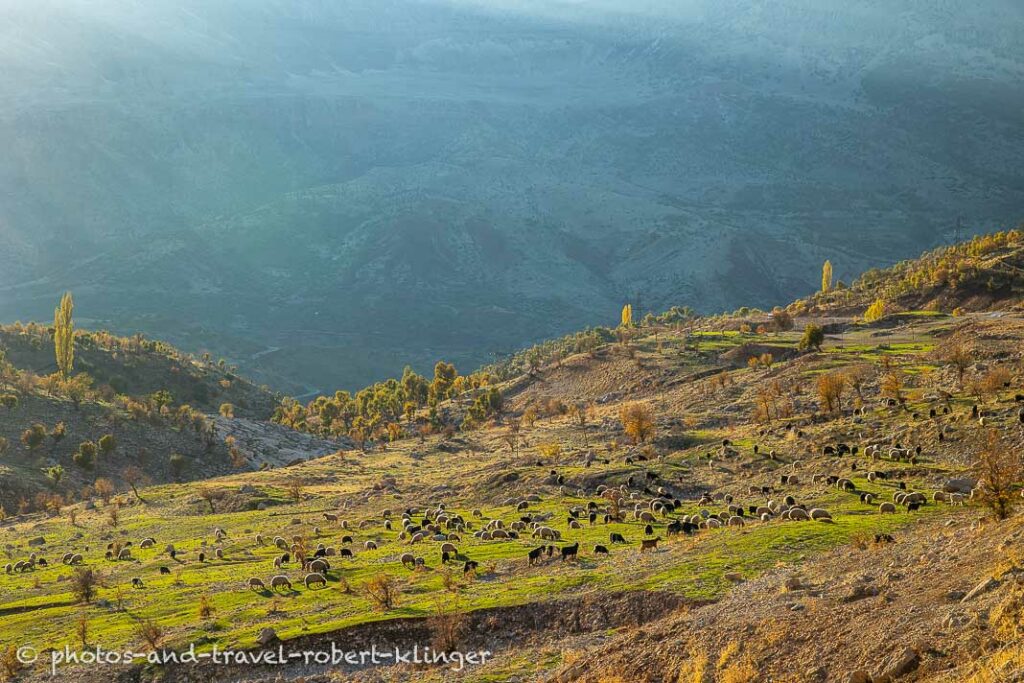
[1,0,1022,392]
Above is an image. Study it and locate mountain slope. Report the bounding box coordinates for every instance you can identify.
[2,0,1023,389]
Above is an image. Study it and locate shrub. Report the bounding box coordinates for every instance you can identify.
[364,574,400,611]
[21,423,47,451]
[70,568,101,603]
[98,434,116,455]
[971,429,1023,521]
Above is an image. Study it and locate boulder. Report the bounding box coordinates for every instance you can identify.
[257,628,278,646]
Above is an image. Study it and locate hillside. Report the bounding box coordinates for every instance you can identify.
[2,0,1024,390]
[1,238,1023,682]
[0,325,357,508]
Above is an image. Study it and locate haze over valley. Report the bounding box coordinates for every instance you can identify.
[2,0,1022,391]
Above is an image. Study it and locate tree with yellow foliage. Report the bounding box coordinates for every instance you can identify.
[54,292,75,380]
[619,403,655,444]
[863,298,886,323]
[821,260,833,293]
[620,303,633,327]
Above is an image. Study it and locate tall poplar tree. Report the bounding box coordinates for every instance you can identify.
[821,260,833,293]
[54,292,75,380]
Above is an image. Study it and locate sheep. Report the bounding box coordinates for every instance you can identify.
[727,516,745,527]
[808,509,833,522]
[131,577,144,589]
[609,532,627,544]
[879,502,897,514]
[440,542,457,555]
[70,554,83,565]
[788,508,810,521]
[118,548,132,561]
[247,577,267,591]
[949,493,965,506]
[400,553,417,569]
[364,540,378,550]
[270,575,292,591]
[527,546,546,565]
[560,542,580,562]
[274,537,288,550]
[159,566,171,575]
[304,573,327,589]
[323,513,339,522]
[139,538,156,549]
[463,560,479,574]
[309,559,330,574]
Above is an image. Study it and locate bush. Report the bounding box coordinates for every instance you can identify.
[798,324,824,351]
[21,423,47,451]
[70,568,101,603]
[364,574,400,611]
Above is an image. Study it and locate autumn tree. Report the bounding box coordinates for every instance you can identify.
[771,307,794,333]
[863,299,886,323]
[93,478,115,505]
[844,364,874,402]
[817,372,847,414]
[54,292,75,380]
[619,403,655,444]
[620,303,633,328]
[938,340,972,386]
[569,402,594,447]
[123,465,149,501]
[821,260,833,293]
[971,429,1023,521]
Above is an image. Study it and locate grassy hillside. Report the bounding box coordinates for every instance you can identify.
[1,238,1023,682]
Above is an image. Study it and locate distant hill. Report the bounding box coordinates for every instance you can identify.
[2,0,1023,390]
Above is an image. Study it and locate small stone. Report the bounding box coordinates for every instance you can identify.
[257,627,278,645]
[27,536,46,547]
[962,576,1000,602]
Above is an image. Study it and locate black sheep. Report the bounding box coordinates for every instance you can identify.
[610,532,626,544]
[593,545,609,555]
[527,546,546,566]
[560,542,580,561]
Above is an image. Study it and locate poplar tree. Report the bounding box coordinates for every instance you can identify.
[54,292,75,380]
[821,260,833,293]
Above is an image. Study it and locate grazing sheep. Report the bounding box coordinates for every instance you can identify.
[949,493,965,506]
[309,559,329,574]
[304,573,327,589]
[364,540,378,550]
[269,575,292,591]
[874,534,896,544]
[640,537,661,552]
[131,577,144,588]
[808,509,833,522]
[248,577,267,591]
[139,538,156,549]
[274,537,288,550]
[324,513,339,522]
[440,542,457,555]
[215,548,225,560]
[879,502,897,514]
[609,532,627,544]
[400,553,417,569]
[118,549,132,561]
[560,542,580,561]
[788,508,810,521]
[727,516,745,527]
[527,546,546,565]
[159,566,171,575]
[463,560,479,574]
[593,544,609,555]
